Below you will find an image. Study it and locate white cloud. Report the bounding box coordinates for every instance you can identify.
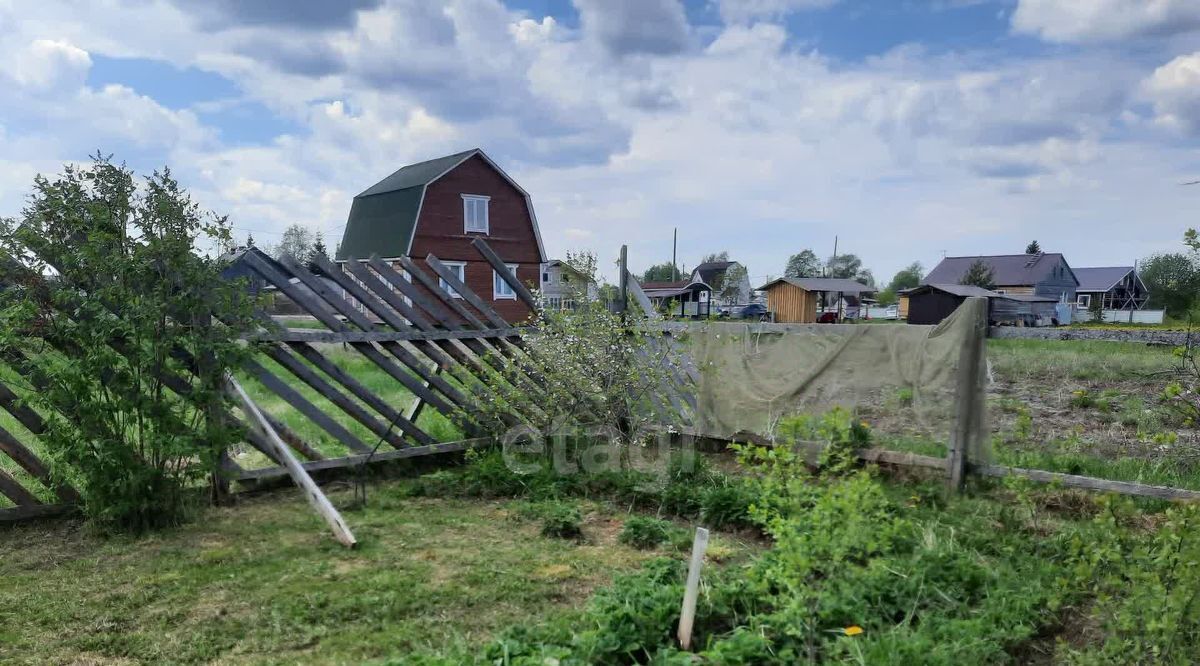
[5,39,91,91]
[715,0,838,24]
[1011,0,1200,43]
[1144,51,1200,134]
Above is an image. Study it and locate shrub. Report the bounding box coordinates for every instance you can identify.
[0,157,254,532]
[539,502,583,540]
[699,482,756,530]
[619,516,672,549]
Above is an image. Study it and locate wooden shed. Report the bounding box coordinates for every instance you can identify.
[902,283,1060,326]
[757,277,876,323]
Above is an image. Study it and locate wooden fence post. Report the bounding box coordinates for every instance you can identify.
[677,527,710,651]
[618,245,629,319]
[947,297,987,494]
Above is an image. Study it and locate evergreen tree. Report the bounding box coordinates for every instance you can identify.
[1025,240,1041,254]
[959,259,996,290]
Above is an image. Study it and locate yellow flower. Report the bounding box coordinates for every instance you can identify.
[844,626,864,636]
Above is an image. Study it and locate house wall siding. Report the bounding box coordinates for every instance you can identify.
[408,154,542,324]
[1032,258,1077,302]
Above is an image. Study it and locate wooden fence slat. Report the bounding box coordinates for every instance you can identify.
[471,238,540,311]
[397,256,489,329]
[0,503,72,522]
[425,254,511,330]
[0,466,42,506]
[0,424,77,503]
[233,438,492,482]
[253,328,524,343]
[626,273,663,321]
[0,380,48,436]
[263,344,414,450]
[288,342,436,446]
[241,358,372,454]
[226,376,356,548]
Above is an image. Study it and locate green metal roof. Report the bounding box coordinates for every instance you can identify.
[356,149,478,198]
[336,149,480,261]
[335,186,425,260]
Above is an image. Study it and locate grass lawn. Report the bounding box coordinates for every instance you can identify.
[0,476,759,665]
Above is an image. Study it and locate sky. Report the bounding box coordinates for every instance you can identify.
[3,0,1200,286]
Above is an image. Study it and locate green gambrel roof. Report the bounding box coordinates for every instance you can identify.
[356,149,478,198]
[336,149,480,261]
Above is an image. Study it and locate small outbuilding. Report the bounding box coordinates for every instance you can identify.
[903,283,1060,326]
[757,277,876,323]
[641,279,714,318]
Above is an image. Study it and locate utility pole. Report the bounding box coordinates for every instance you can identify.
[672,227,678,282]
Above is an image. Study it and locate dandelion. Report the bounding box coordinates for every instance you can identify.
[844,625,863,636]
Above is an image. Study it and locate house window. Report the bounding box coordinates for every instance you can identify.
[1077,294,1091,309]
[494,264,519,300]
[542,271,550,283]
[439,261,466,298]
[462,194,490,234]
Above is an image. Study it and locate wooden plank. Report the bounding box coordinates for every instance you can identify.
[241,357,372,454]
[242,250,349,331]
[627,273,662,321]
[0,466,41,506]
[972,464,1200,501]
[250,328,524,343]
[288,342,436,446]
[226,376,357,548]
[426,254,511,329]
[0,424,77,503]
[276,256,475,414]
[233,438,492,482]
[397,256,489,329]
[470,237,540,310]
[263,344,414,450]
[0,380,47,435]
[0,502,73,523]
[351,343,460,416]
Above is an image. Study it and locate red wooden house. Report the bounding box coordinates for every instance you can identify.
[336,148,547,324]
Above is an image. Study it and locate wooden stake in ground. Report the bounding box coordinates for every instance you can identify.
[677,527,710,651]
[226,375,358,548]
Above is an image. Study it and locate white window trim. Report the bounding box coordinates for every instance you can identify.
[462,194,490,234]
[1077,293,1091,308]
[440,261,467,299]
[494,263,519,300]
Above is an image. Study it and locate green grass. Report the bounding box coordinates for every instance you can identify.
[0,477,757,665]
[988,337,1176,382]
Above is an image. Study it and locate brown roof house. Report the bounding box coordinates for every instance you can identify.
[336,149,547,324]
[923,253,1079,302]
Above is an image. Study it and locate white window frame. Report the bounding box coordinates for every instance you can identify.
[494,263,518,300]
[1077,293,1091,309]
[462,194,490,234]
[439,261,466,299]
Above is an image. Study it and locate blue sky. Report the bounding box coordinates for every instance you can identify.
[4,0,1200,284]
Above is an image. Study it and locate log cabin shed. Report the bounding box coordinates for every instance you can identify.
[758,277,876,323]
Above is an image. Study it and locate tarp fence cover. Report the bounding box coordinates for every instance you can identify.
[676,299,989,463]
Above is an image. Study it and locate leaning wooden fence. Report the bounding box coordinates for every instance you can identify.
[0,237,585,521]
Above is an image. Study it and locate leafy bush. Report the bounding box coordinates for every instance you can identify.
[699,482,755,530]
[538,502,583,540]
[0,157,254,532]
[619,516,672,549]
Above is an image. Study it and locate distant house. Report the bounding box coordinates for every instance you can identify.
[757,277,875,323]
[902,283,1057,327]
[641,279,713,318]
[691,261,752,306]
[1074,266,1149,311]
[336,148,547,324]
[541,259,599,310]
[923,253,1079,304]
